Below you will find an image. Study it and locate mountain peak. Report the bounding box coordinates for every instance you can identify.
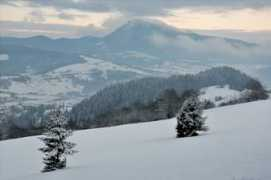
[125,19,160,27]
[105,19,181,41]
[27,35,51,40]
[121,19,180,32]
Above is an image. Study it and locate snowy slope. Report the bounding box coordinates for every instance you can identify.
[199,85,244,106]
[1,100,271,180]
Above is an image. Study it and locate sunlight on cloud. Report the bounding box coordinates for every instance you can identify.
[155,8,271,31]
[0,4,32,22]
[45,10,116,27]
[0,4,118,27]
[0,1,271,38]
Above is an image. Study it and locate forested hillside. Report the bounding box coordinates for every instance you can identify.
[70,66,268,128]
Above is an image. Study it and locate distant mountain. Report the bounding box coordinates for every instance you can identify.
[1,20,256,51]
[104,20,255,50]
[0,20,270,107]
[99,20,259,66]
[0,19,261,69]
[0,20,258,66]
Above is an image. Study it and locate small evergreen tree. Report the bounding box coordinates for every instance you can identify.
[176,96,208,138]
[39,106,77,172]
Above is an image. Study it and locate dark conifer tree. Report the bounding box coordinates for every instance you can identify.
[39,106,77,172]
[176,96,208,138]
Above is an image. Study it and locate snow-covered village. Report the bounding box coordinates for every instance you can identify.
[1,1,271,180]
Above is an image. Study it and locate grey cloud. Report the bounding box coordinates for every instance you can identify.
[0,21,106,38]
[57,12,76,20]
[2,0,271,16]
[0,13,134,38]
[149,32,271,62]
[25,10,46,23]
[56,12,87,20]
[193,30,271,44]
[0,0,19,6]
[22,0,110,13]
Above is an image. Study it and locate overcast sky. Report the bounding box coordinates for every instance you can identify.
[0,0,270,41]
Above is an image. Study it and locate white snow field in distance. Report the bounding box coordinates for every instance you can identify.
[0,54,9,61]
[0,99,271,180]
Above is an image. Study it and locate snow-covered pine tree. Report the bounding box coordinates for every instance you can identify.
[176,96,208,138]
[39,106,77,172]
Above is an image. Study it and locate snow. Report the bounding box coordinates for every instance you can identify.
[0,55,210,107]
[115,51,158,61]
[5,75,83,106]
[200,85,243,105]
[0,54,9,61]
[9,76,82,95]
[1,55,235,107]
[141,60,208,77]
[50,56,151,80]
[0,56,152,106]
[1,99,270,180]
[0,92,10,98]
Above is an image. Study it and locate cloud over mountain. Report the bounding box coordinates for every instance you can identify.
[2,0,271,16]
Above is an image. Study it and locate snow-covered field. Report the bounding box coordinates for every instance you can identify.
[50,56,151,81]
[0,56,151,107]
[1,100,271,180]
[199,85,244,106]
[0,56,208,107]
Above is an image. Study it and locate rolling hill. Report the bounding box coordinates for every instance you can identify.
[1,99,270,180]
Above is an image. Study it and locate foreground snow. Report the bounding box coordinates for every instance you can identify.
[1,100,271,180]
